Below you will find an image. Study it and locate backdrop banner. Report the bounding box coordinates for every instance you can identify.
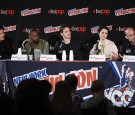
[0,0,135,51]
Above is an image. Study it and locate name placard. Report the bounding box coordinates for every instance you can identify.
[40,54,57,61]
[11,54,28,61]
[89,55,105,61]
[123,55,135,62]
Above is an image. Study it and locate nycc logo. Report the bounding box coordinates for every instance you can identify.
[93,9,110,15]
[105,63,135,107]
[70,26,86,32]
[91,25,113,34]
[13,68,48,87]
[22,28,40,33]
[116,26,127,32]
[48,9,64,15]
[90,26,100,34]
[68,7,88,16]
[4,25,16,32]
[45,68,98,93]
[115,7,135,16]
[105,88,134,107]
[44,26,60,34]
[21,8,41,16]
[0,9,15,15]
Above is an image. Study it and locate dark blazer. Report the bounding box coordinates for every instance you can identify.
[0,36,14,59]
[118,40,135,56]
[53,38,90,60]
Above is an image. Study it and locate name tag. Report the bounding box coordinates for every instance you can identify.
[11,54,28,60]
[89,55,105,61]
[123,55,135,62]
[40,54,57,61]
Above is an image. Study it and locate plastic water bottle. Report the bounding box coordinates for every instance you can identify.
[62,50,66,61]
[69,50,74,61]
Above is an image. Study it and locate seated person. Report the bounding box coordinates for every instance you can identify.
[53,24,90,60]
[0,25,14,59]
[90,26,118,60]
[112,27,135,61]
[81,80,117,115]
[119,27,135,58]
[21,28,49,55]
[65,74,83,108]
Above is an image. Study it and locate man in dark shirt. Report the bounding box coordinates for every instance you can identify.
[53,24,90,60]
[119,27,135,56]
[21,28,49,55]
[81,80,117,115]
[0,26,14,59]
[113,27,135,60]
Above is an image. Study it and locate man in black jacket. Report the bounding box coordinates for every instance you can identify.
[53,24,90,60]
[0,26,14,59]
[113,27,135,60]
[119,27,135,57]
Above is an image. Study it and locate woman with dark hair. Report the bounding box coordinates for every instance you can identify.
[90,26,118,60]
[51,81,81,115]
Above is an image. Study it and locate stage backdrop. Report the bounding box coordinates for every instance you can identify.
[0,0,135,52]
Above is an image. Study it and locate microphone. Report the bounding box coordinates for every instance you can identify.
[59,40,64,49]
[58,40,64,53]
[95,40,100,54]
[30,48,34,55]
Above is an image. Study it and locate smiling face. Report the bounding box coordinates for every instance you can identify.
[98,28,108,40]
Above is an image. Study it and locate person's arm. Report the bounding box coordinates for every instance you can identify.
[111,42,119,60]
[112,43,126,61]
[90,44,97,55]
[111,52,120,60]
[21,39,31,54]
[52,41,62,54]
[21,39,29,50]
[118,41,128,56]
[43,41,49,54]
[2,38,14,59]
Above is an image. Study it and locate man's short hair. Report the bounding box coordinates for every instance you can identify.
[29,28,38,33]
[91,80,105,94]
[125,27,134,36]
[59,24,69,33]
[65,74,78,90]
[0,25,4,30]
